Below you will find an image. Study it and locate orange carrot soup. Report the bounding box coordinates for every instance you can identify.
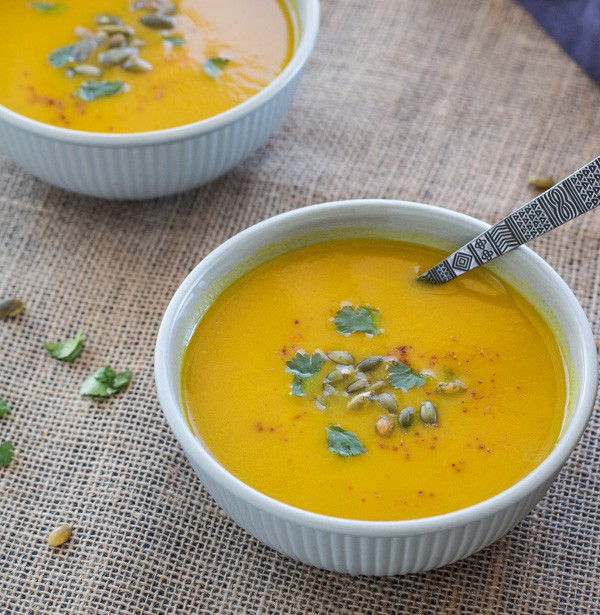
[181,239,567,521]
[0,0,295,132]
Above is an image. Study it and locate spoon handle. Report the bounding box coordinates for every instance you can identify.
[418,155,600,284]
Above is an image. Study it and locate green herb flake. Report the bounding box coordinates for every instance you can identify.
[162,34,185,46]
[43,328,84,362]
[387,361,427,391]
[29,1,65,13]
[0,441,14,467]
[80,366,132,397]
[334,305,381,335]
[286,352,325,397]
[0,399,11,418]
[74,80,126,102]
[49,44,75,68]
[326,425,366,457]
[204,56,230,79]
[286,352,325,376]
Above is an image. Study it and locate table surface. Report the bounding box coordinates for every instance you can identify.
[1,1,599,613]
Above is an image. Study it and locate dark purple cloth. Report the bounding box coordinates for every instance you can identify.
[518,0,600,81]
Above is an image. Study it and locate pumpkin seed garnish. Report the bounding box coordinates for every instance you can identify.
[123,56,153,73]
[435,380,467,395]
[99,23,135,36]
[315,395,327,411]
[398,407,415,429]
[74,26,95,39]
[420,400,438,425]
[346,378,369,394]
[98,47,135,66]
[95,14,124,25]
[369,380,387,393]
[325,369,345,384]
[347,391,370,410]
[0,298,25,318]
[356,355,383,372]
[139,13,176,29]
[377,392,398,413]
[48,523,73,547]
[71,38,97,62]
[375,415,394,437]
[322,383,336,396]
[326,350,354,366]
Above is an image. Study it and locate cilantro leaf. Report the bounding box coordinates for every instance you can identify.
[286,352,325,397]
[162,34,185,46]
[74,80,126,102]
[43,328,84,362]
[286,352,325,376]
[334,306,381,335]
[49,44,75,67]
[291,374,305,397]
[29,1,65,13]
[80,366,132,397]
[387,361,427,391]
[0,441,14,467]
[0,399,10,418]
[326,425,366,457]
[204,57,230,79]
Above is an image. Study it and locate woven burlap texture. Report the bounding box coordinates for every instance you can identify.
[1,0,599,613]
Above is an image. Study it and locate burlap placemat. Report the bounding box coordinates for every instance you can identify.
[1,1,599,612]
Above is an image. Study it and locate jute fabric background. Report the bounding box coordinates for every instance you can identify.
[1,0,599,613]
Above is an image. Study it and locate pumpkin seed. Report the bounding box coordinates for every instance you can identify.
[73,64,103,77]
[375,415,394,437]
[435,380,467,395]
[377,392,398,413]
[420,400,438,425]
[99,24,135,36]
[109,33,127,48]
[346,378,368,394]
[139,13,176,29]
[98,47,135,65]
[356,355,383,372]
[347,392,370,410]
[325,369,344,384]
[95,14,124,25]
[123,56,153,73]
[71,38,97,62]
[48,523,73,547]
[326,350,354,366]
[322,383,336,396]
[315,395,327,411]
[0,298,24,318]
[74,25,95,39]
[398,407,414,429]
[369,380,387,393]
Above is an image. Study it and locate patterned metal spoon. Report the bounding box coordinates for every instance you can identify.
[418,155,600,284]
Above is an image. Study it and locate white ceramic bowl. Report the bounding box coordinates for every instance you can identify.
[155,199,597,576]
[0,1,319,200]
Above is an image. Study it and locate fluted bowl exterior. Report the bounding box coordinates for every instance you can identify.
[155,199,597,575]
[0,0,320,200]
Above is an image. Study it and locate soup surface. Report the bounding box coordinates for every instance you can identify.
[0,0,294,132]
[182,239,566,521]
